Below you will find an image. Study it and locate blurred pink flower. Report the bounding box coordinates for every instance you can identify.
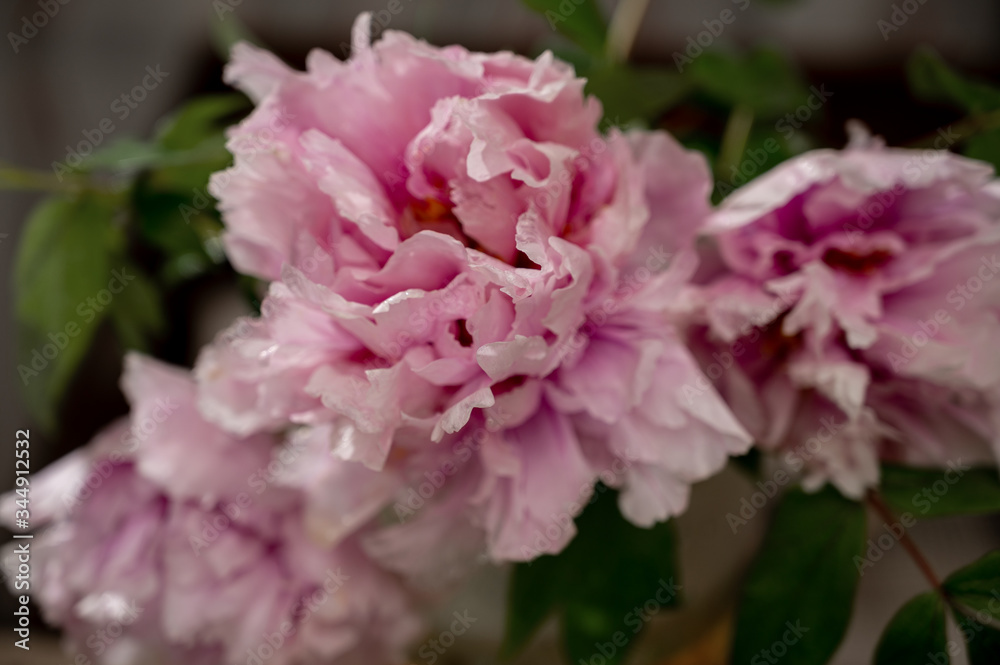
[2,355,421,665]
[198,14,751,563]
[691,132,1000,497]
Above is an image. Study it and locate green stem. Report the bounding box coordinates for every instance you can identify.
[0,163,84,193]
[716,104,755,182]
[605,0,651,64]
[904,108,1000,149]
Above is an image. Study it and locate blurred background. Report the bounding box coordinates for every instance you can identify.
[1,0,999,663]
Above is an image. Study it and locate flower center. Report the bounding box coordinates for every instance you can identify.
[821,248,893,274]
[399,198,541,269]
[400,198,465,243]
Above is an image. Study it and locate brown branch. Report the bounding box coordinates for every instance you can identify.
[865,489,945,594]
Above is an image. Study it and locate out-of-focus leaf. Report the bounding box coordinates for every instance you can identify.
[147,145,230,197]
[501,487,680,664]
[714,128,796,200]
[132,183,223,284]
[730,486,865,665]
[688,49,811,118]
[873,592,948,665]
[880,465,1000,519]
[155,94,248,151]
[965,129,1000,171]
[210,7,261,59]
[957,614,1000,665]
[908,47,1000,114]
[69,97,243,189]
[108,263,165,352]
[521,0,607,57]
[15,194,123,428]
[148,96,244,196]
[77,139,169,172]
[585,65,691,125]
[944,550,1000,615]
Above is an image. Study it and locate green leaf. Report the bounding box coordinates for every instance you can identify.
[145,96,242,196]
[501,487,680,664]
[957,615,1000,665]
[15,194,123,428]
[154,94,248,151]
[907,47,1000,114]
[873,592,948,665]
[730,486,865,665]
[210,9,261,60]
[715,127,797,201]
[880,464,1000,519]
[944,550,1000,615]
[502,550,562,660]
[78,138,170,172]
[108,264,165,352]
[521,0,607,57]
[132,183,223,285]
[68,96,243,185]
[688,49,811,118]
[70,139,230,183]
[585,65,692,125]
[965,129,1000,171]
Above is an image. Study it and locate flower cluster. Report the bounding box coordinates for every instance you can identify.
[4,355,420,665]
[688,128,1000,496]
[8,15,1000,665]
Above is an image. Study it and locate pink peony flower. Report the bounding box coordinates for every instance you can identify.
[2,354,421,665]
[197,14,751,563]
[690,130,1000,497]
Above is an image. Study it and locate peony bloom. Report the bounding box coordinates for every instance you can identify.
[2,355,420,665]
[690,129,1000,497]
[197,14,751,564]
